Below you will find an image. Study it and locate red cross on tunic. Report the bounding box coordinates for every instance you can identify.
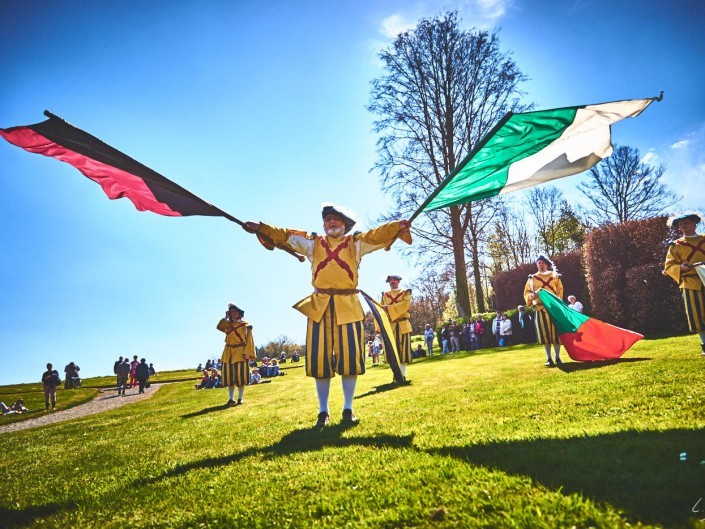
[677,238,705,261]
[313,236,355,281]
[227,322,246,343]
[533,274,556,292]
[386,291,405,304]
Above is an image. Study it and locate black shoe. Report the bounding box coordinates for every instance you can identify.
[556,358,564,366]
[315,412,330,428]
[225,399,236,407]
[341,409,359,425]
[701,344,705,356]
[236,399,243,405]
[544,360,555,367]
[393,377,411,386]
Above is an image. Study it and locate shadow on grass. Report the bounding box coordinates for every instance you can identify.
[0,502,75,528]
[135,426,414,487]
[180,403,232,419]
[430,428,705,527]
[356,381,411,398]
[557,357,650,373]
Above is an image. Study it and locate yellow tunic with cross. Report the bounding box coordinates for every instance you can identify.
[217,319,255,387]
[256,221,410,378]
[523,271,564,345]
[381,288,413,364]
[664,234,705,332]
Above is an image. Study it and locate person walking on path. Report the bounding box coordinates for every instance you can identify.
[135,358,150,394]
[116,358,131,396]
[41,363,61,411]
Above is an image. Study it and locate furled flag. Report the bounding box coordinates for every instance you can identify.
[537,289,643,361]
[359,291,405,384]
[418,96,660,213]
[695,263,705,287]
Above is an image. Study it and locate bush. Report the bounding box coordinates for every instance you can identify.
[583,216,684,334]
[492,250,588,312]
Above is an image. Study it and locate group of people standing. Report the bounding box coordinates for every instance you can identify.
[113,355,155,395]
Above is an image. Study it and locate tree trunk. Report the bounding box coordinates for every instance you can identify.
[450,207,470,318]
[471,236,486,313]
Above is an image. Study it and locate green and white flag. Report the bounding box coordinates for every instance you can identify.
[422,97,658,212]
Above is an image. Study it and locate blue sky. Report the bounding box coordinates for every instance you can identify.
[1,0,703,385]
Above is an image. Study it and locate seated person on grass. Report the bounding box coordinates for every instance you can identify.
[1,399,29,414]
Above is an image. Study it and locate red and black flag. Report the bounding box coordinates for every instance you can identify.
[0,111,235,220]
[1,111,304,260]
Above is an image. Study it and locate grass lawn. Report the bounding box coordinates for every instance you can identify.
[1,336,704,528]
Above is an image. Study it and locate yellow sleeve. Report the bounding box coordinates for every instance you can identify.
[244,326,255,357]
[664,242,682,285]
[217,319,231,333]
[554,275,564,300]
[356,221,412,256]
[257,222,314,258]
[524,277,535,306]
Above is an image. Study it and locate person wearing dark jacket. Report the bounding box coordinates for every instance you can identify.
[41,363,61,411]
[116,358,131,396]
[135,358,150,394]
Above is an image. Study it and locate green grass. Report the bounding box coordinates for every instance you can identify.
[1,338,704,528]
[0,369,199,424]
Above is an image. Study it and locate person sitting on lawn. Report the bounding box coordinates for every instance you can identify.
[195,370,210,389]
[1,399,29,415]
[250,368,262,385]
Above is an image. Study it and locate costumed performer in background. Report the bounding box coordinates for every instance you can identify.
[664,212,705,356]
[524,255,564,367]
[381,274,412,382]
[217,303,255,406]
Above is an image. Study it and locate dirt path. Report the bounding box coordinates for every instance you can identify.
[0,384,165,434]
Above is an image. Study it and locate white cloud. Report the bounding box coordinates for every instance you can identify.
[641,152,658,165]
[380,14,416,39]
[671,139,689,150]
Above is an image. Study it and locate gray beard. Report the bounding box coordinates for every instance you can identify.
[325,227,345,238]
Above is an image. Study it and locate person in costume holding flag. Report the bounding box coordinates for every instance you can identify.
[245,205,411,428]
[381,275,413,382]
[217,303,255,407]
[524,255,564,367]
[664,212,705,356]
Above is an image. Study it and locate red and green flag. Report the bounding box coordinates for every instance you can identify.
[537,289,643,361]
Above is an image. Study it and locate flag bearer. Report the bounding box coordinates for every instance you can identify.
[524,255,564,367]
[664,212,705,356]
[217,303,255,406]
[245,204,411,428]
[381,275,412,382]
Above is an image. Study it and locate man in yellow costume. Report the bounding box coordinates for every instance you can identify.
[245,204,411,427]
[381,274,412,381]
[217,303,255,406]
[664,212,705,356]
[524,255,564,367]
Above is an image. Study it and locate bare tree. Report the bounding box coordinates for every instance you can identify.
[487,203,534,272]
[369,11,530,316]
[409,266,452,329]
[578,145,680,224]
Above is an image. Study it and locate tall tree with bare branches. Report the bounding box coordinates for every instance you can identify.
[578,145,680,224]
[368,11,530,316]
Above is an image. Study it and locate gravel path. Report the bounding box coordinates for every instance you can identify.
[0,384,165,434]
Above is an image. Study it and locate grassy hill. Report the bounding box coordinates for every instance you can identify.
[1,336,704,528]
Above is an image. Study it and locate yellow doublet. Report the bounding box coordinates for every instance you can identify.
[217,319,255,362]
[381,289,412,335]
[524,271,564,311]
[257,221,409,325]
[664,234,705,290]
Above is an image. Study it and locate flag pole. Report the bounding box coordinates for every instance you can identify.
[409,111,514,222]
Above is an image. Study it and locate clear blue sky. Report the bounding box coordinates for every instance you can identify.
[1,0,703,385]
